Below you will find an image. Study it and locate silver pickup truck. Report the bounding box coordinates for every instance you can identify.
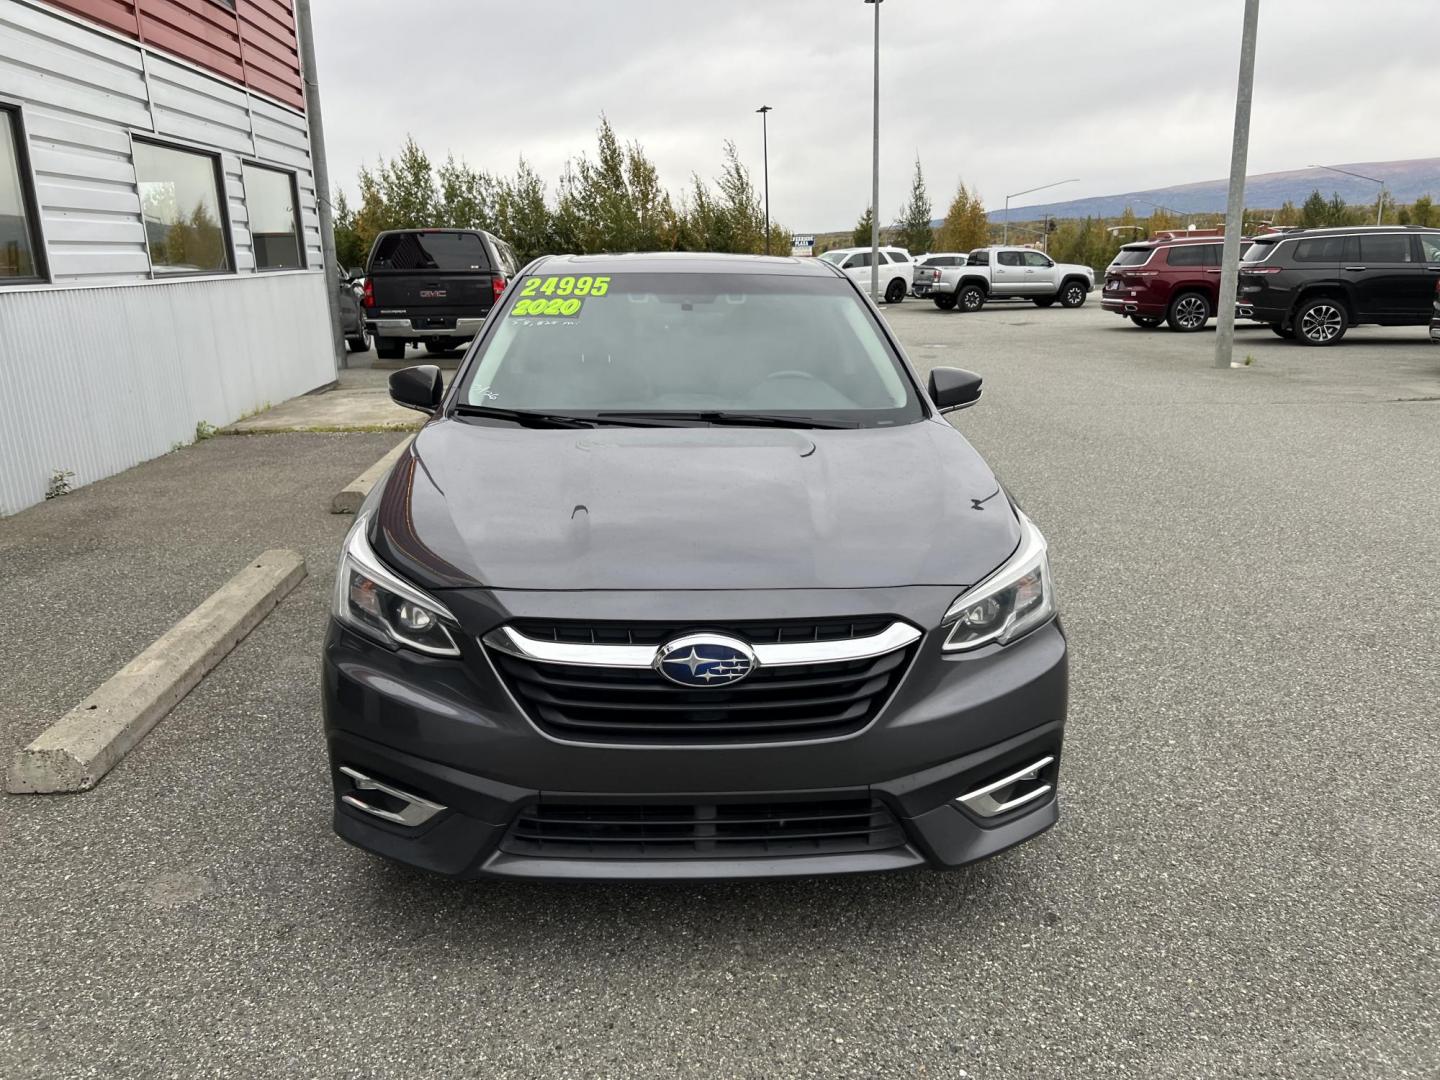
[926,247,1094,312]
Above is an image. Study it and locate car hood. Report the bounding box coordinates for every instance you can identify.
[372,418,1020,592]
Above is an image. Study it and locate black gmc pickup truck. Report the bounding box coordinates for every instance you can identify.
[363,228,520,360]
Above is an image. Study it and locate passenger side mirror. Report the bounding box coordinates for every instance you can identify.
[389,365,444,414]
[928,367,983,413]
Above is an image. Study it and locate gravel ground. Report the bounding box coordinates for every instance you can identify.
[1,306,1436,1079]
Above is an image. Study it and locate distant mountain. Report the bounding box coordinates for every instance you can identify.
[980,159,1440,223]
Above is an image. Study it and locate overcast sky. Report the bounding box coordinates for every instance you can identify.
[312,0,1438,231]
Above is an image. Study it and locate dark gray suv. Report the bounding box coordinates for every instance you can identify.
[323,253,1067,881]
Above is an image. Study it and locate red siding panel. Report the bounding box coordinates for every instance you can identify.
[42,0,306,112]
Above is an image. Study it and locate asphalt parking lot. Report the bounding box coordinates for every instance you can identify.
[2,301,1437,1079]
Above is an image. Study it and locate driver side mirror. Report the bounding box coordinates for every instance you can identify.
[389,365,444,414]
[928,367,983,413]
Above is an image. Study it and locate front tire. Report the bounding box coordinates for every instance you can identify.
[884,278,906,304]
[933,292,957,311]
[957,284,986,313]
[1294,297,1348,346]
[1059,280,1088,308]
[1167,291,1212,332]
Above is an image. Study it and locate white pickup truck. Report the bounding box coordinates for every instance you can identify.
[926,247,1094,312]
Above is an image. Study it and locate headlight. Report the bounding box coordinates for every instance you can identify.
[332,513,461,657]
[942,510,1055,651]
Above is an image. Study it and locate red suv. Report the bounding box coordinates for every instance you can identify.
[1101,236,1226,332]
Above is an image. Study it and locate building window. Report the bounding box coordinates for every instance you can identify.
[242,164,303,270]
[0,107,43,282]
[133,139,231,275]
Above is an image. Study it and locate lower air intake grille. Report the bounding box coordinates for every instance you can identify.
[500,798,905,860]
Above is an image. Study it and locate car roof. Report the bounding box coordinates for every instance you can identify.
[1121,235,1225,250]
[533,252,841,277]
[1254,225,1440,240]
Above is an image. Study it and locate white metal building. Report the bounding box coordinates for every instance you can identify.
[0,0,334,514]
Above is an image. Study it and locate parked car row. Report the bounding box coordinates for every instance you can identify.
[817,246,915,303]
[1102,225,1440,345]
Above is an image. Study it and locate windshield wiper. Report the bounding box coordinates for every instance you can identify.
[451,404,597,428]
[596,410,858,429]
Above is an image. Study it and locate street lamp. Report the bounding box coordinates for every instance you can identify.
[1004,178,1078,244]
[864,0,882,301]
[756,106,772,255]
[1310,164,1386,225]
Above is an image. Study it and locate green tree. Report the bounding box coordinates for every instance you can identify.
[1299,189,1330,229]
[1410,195,1437,228]
[933,181,988,253]
[436,155,497,230]
[375,136,439,227]
[852,206,874,248]
[1273,199,1300,227]
[895,157,933,254]
[332,188,365,270]
[495,158,554,264]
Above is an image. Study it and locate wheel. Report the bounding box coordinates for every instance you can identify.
[375,339,406,361]
[884,278,906,304]
[1270,325,1296,339]
[345,326,371,353]
[1131,315,1163,329]
[1059,280,1088,308]
[1032,297,1056,308]
[957,284,986,313]
[933,293,957,311]
[1293,297,1348,346]
[1166,291,1212,332]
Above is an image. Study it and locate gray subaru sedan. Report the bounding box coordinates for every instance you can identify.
[323,252,1066,881]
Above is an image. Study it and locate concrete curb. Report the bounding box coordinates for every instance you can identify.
[330,438,411,514]
[7,550,307,794]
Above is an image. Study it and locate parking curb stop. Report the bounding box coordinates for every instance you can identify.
[6,550,307,795]
[331,438,411,514]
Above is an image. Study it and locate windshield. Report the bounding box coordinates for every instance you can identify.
[455,272,923,427]
[818,251,847,266]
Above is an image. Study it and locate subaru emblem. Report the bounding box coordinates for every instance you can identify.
[654,634,757,688]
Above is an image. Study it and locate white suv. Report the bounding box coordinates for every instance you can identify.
[818,246,914,303]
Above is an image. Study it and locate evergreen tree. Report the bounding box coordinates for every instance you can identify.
[1410,195,1437,228]
[1299,189,1330,228]
[852,206,874,248]
[332,189,365,270]
[436,156,496,230]
[896,157,933,254]
[495,158,554,264]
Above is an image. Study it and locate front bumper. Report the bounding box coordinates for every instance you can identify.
[322,592,1068,881]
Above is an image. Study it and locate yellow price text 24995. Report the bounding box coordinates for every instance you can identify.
[518,275,610,299]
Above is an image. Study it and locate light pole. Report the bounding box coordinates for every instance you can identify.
[864,0,882,301]
[1309,164,1386,225]
[756,106,772,255]
[1213,0,1261,370]
[1004,178,1078,244]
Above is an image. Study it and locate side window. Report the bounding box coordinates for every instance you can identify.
[1204,244,1223,266]
[242,164,302,270]
[996,251,1023,267]
[875,250,892,264]
[1360,235,1413,263]
[1291,236,1346,263]
[0,107,45,281]
[1022,251,1052,268]
[1166,245,1206,267]
[134,139,231,274]
[968,251,990,266]
[1419,235,1440,263]
[844,251,873,269]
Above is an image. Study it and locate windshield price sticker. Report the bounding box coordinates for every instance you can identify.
[511,297,584,317]
[519,275,610,299]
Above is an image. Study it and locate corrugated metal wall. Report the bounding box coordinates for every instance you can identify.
[42,0,305,110]
[0,0,334,515]
[0,0,322,280]
[0,272,335,514]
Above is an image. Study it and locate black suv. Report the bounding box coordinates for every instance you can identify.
[1237,226,1440,345]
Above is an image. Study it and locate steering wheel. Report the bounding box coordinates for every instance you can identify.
[764,370,823,382]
